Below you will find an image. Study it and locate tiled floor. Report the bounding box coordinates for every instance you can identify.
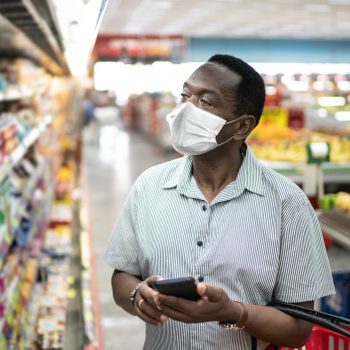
[83,119,349,350]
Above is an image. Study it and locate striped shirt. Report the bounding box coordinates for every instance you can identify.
[104,145,335,350]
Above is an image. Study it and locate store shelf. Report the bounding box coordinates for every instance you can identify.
[318,209,350,251]
[0,162,50,268]
[260,160,350,184]
[0,91,33,103]
[79,166,103,350]
[0,115,52,184]
[0,1,68,75]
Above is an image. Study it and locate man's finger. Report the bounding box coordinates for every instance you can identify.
[136,300,168,326]
[158,303,191,323]
[137,308,164,326]
[138,277,162,306]
[147,275,164,283]
[197,283,222,302]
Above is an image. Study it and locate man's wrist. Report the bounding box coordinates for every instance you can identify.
[218,301,248,330]
[129,281,143,307]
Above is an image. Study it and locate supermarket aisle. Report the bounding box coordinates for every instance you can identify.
[83,123,176,350]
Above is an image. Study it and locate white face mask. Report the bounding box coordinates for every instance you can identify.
[166,102,247,156]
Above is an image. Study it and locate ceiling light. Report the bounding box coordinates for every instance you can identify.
[335,111,350,121]
[318,96,346,107]
[52,0,107,77]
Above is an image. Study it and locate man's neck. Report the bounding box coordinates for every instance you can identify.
[192,145,243,203]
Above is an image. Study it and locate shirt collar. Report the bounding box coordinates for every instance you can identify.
[162,144,265,198]
[162,155,192,190]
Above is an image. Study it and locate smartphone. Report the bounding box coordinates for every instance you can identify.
[151,277,200,301]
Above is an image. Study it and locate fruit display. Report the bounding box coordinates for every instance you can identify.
[335,192,350,214]
[248,124,350,164]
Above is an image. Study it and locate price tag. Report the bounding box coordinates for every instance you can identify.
[307,142,330,164]
[23,128,39,148]
[11,145,25,165]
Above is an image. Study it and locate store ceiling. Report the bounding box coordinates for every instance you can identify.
[99,0,350,39]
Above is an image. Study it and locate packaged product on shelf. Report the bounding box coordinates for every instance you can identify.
[0,195,6,245]
[0,54,83,349]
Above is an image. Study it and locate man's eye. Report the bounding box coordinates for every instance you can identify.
[180,93,190,100]
[200,98,211,106]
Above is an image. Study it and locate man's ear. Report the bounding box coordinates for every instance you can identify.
[233,115,256,140]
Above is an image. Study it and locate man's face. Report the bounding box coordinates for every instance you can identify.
[180,62,242,122]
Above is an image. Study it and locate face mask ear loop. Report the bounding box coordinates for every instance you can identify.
[216,134,237,148]
[217,115,250,147]
[224,114,249,126]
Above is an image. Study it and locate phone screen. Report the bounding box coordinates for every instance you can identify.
[152,277,200,301]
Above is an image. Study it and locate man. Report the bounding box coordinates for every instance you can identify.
[104,54,335,350]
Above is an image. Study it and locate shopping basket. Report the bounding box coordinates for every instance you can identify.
[266,301,350,350]
[276,326,350,350]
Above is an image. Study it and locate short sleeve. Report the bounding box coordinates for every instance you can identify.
[274,194,335,303]
[103,180,141,276]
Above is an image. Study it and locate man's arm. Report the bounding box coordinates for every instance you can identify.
[242,301,313,348]
[111,270,168,326]
[111,270,142,315]
[156,283,314,348]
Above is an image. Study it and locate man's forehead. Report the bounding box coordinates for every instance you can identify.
[184,62,241,93]
[194,62,240,78]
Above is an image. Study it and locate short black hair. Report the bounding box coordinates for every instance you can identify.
[208,54,265,125]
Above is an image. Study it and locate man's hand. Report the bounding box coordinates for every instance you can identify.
[134,275,169,327]
[156,282,238,323]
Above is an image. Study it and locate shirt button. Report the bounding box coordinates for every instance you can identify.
[202,205,207,211]
[197,241,203,247]
[198,276,204,282]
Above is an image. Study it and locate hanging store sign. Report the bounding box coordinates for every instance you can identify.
[93,35,186,63]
